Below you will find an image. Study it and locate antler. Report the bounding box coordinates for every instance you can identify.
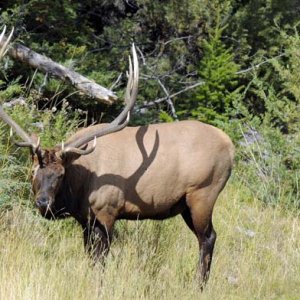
[58,43,139,156]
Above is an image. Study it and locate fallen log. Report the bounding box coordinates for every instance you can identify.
[0,29,117,105]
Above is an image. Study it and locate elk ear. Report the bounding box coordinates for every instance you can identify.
[60,144,88,167]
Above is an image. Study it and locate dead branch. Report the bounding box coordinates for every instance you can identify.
[0,34,117,105]
[236,53,286,75]
[138,81,205,110]
[156,78,178,120]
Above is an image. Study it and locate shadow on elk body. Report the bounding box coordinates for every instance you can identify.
[0,40,234,286]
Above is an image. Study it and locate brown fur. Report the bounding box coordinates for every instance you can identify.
[32,120,234,284]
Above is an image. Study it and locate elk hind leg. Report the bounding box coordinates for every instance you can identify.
[184,190,217,285]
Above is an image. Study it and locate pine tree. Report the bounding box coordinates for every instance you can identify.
[178,14,241,128]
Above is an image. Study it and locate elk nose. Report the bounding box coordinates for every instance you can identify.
[36,197,49,208]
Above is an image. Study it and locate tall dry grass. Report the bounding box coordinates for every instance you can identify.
[0,180,299,300]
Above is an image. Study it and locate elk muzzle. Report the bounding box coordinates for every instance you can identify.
[36,196,49,209]
[35,194,54,217]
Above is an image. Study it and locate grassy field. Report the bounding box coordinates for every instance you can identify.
[0,177,299,300]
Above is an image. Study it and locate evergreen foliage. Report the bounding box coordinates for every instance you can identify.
[178,17,241,128]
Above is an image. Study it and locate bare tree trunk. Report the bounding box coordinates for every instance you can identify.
[1,39,117,105]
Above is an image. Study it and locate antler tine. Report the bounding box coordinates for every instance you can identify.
[58,136,97,157]
[0,26,14,59]
[15,137,40,151]
[0,25,6,45]
[123,54,133,107]
[111,44,137,126]
[59,44,139,155]
[0,106,40,151]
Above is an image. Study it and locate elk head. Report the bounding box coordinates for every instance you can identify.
[0,44,139,218]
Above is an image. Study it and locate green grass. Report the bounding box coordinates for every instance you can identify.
[0,107,299,299]
[0,179,299,300]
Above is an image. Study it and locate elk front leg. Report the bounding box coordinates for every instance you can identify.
[83,214,115,262]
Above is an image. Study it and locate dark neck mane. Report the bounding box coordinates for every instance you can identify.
[56,163,89,225]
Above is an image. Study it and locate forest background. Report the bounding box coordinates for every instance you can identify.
[0,1,299,299]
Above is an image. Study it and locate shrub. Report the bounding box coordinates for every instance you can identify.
[237,125,300,210]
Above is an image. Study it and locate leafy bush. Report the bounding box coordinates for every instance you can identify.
[237,125,300,210]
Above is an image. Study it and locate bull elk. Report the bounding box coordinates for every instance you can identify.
[0,31,234,284]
